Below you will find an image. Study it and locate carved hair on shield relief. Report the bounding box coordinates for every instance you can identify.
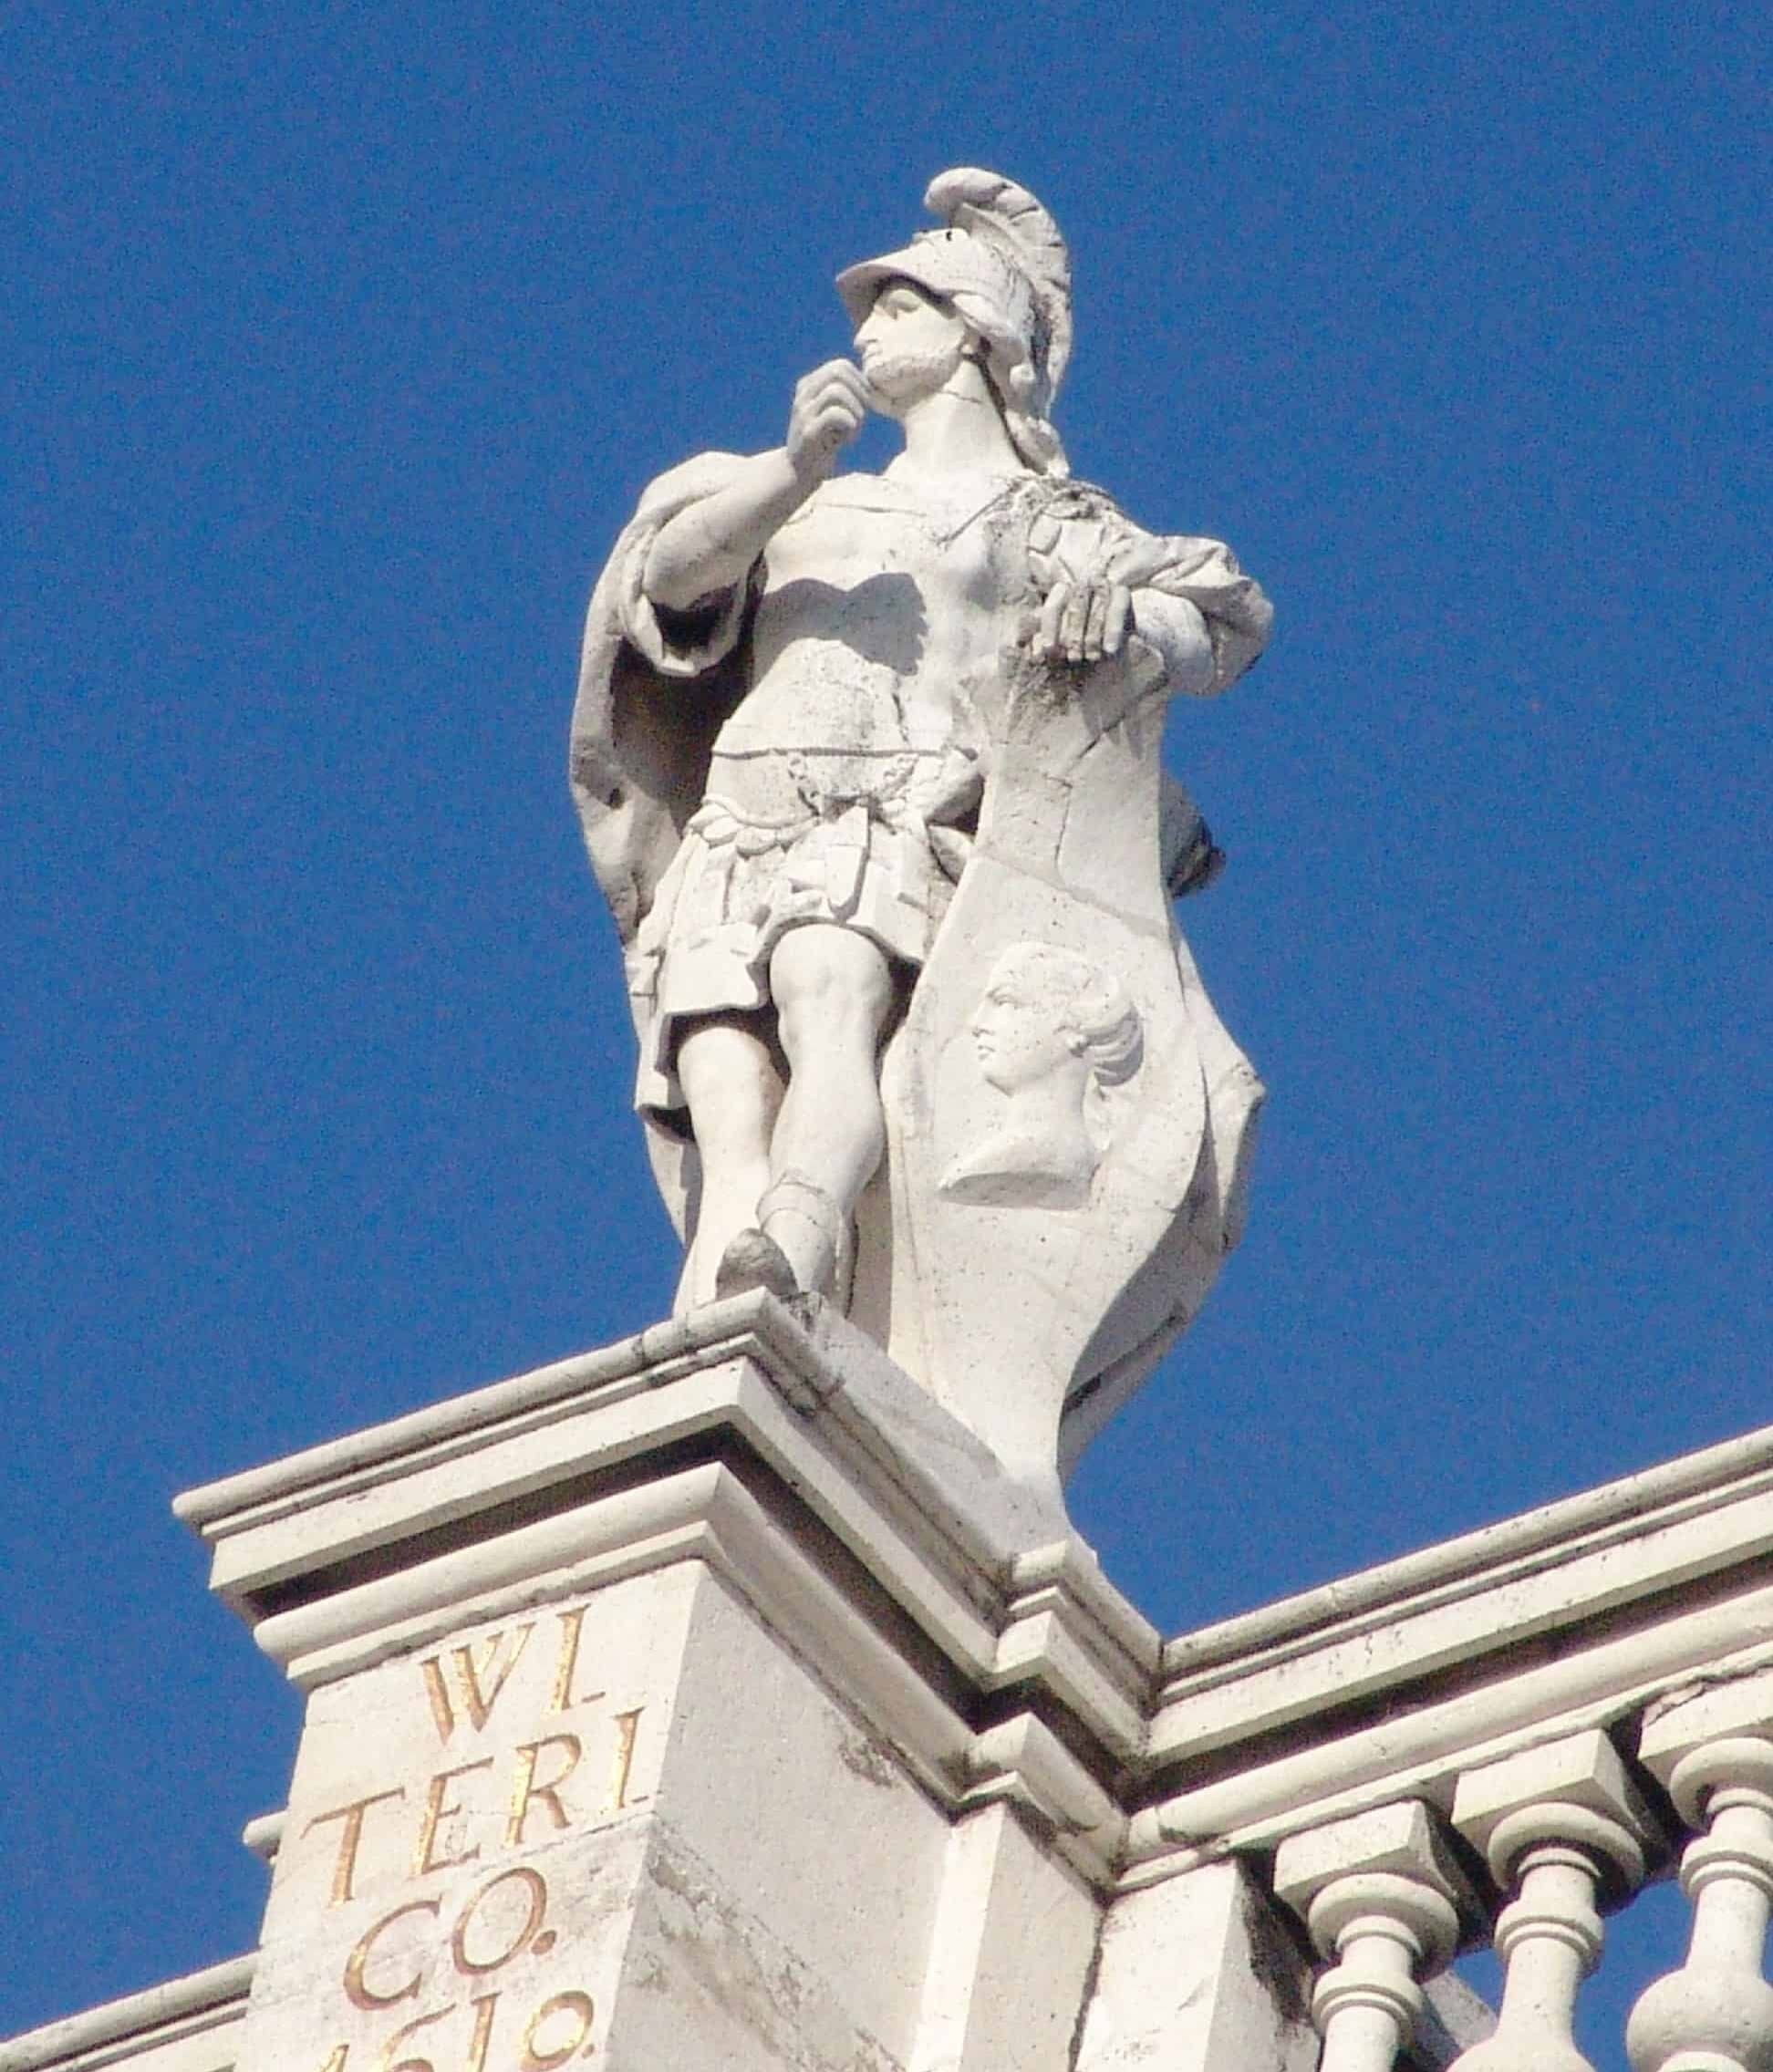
[939,943,1144,1211]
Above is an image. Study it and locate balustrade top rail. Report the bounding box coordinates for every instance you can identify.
[1130,1414,1773,1881]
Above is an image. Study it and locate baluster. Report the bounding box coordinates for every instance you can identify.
[1448,1729,1654,2072]
[1627,1670,1773,2072]
[1274,1801,1471,2072]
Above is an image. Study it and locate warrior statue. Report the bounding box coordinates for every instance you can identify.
[572,170,1270,1490]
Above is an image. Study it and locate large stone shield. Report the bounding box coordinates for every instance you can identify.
[856,641,1258,1492]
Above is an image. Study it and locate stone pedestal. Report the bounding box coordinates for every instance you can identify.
[175,1293,1222,2072]
[242,1562,955,2070]
[53,1259,1773,2072]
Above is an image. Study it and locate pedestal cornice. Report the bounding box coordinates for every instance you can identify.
[177,1292,1157,1886]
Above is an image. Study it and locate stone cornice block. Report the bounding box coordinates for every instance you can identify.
[175,1296,1159,1806]
[1272,1800,1472,1922]
[995,1542,1157,1752]
[177,1295,1059,1608]
[961,1713,1125,1883]
[1452,1728,1657,1892]
[1453,1728,1643,1836]
[1637,1665,1773,1827]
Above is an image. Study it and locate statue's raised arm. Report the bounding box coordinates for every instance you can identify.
[571,169,1271,1496]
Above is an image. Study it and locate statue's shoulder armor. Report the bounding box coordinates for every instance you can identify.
[1014,474,1142,590]
[1019,473,1125,522]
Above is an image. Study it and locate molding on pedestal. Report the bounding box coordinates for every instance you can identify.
[175,1312,1773,1907]
[177,1293,1160,1886]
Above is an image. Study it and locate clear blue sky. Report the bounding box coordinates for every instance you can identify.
[3,0,1765,2055]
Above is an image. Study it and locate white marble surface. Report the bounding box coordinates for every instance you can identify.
[1073,1862,1318,2072]
[237,1561,949,2070]
[908,1806,1098,2072]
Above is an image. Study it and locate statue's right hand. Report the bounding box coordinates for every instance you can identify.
[786,360,869,482]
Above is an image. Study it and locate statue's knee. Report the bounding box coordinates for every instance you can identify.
[776,981,849,1059]
[772,934,888,1052]
[779,994,874,1064]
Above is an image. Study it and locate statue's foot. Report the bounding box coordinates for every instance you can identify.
[714,1228,801,1303]
[754,1171,854,1309]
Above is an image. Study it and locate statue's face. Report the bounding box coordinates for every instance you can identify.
[969,961,1079,1095]
[854,279,972,415]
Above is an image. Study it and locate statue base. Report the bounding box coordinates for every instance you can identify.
[166,1294,1314,2071]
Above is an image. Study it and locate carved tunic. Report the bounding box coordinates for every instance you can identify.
[579,455,1269,1120]
[617,471,1018,1112]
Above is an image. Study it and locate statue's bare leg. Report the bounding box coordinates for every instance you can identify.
[716,923,896,1300]
[674,1016,783,1312]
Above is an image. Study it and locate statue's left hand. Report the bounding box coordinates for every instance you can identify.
[1027,577,1134,665]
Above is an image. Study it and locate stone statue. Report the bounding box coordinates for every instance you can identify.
[572,169,1270,1491]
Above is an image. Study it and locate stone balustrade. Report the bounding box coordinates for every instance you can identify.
[1273,1803,1471,2072]
[1133,1412,1773,2072]
[1446,1732,1652,2071]
[1249,1689,1773,2071]
[1627,1671,1773,2072]
[1255,1694,1773,2072]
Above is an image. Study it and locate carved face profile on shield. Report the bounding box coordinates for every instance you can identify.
[939,944,1144,1210]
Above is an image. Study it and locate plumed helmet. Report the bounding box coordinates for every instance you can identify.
[835,168,1073,475]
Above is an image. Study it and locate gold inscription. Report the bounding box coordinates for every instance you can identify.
[451,1865,550,1977]
[410,1758,495,1879]
[419,1608,604,1746]
[420,1625,534,1743]
[547,1607,591,1714]
[520,1991,596,2069]
[504,1735,583,1849]
[304,1700,644,1918]
[307,1787,408,1906]
[607,1707,643,1812]
[464,1993,499,2072]
[344,1897,441,2011]
[377,2002,451,2071]
[332,1870,599,2070]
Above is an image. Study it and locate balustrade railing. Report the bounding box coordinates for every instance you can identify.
[1126,1417,1773,2072]
[1274,1802,1471,2072]
[1237,1624,1773,2067]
